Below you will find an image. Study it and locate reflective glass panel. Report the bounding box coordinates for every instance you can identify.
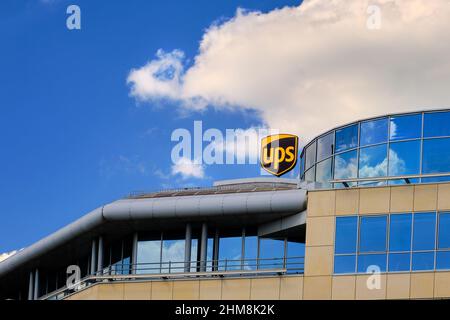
[413,212,436,251]
[219,236,242,270]
[389,114,422,141]
[287,241,305,274]
[359,216,387,253]
[304,167,315,182]
[388,253,411,272]
[244,236,258,270]
[388,141,420,176]
[305,141,316,170]
[436,251,450,270]
[438,213,450,249]
[389,214,412,251]
[360,118,388,146]
[258,238,285,269]
[359,144,387,178]
[334,255,356,274]
[137,237,161,274]
[316,158,332,187]
[334,150,357,179]
[335,124,358,152]
[161,239,185,273]
[423,138,450,174]
[317,133,334,161]
[424,111,450,137]
[335,217,358,254]
[412,252,435,271]
[357,254,387,273]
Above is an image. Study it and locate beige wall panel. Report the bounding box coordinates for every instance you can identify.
[123,282,152,300]
[279,276,303,300]
[336,189,359,216]
[355,274,387,300]
[434,272,450,298]
[199,280,222,300]
[151,281,173,300]
[390,186,414,213]
[221,279,251,300]
[332,276,356,300]
[438,184,450,211]
[303,276,332,300]
[172,280,200,300]
[386,273,410,300]
[307,191,335,217]
[414,185,437,212]
[359,188,390,214]
[304,246,333,277]
[96,283,124,300]
[66,285,98,300]
[306,216,335,247]
[250,277,281,300]
[410,273,435,299]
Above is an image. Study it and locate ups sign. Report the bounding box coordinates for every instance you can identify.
[261,134,299,177]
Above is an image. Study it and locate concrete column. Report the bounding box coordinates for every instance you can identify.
[200,223,208,272]
[97,236,104,275]
[33,269,39,300]
[28,271,34,300]
[241,227,246,270]
[213,229,219,271]
[184,224,192,272]
[131,232,138,274]
[90,238,97,275]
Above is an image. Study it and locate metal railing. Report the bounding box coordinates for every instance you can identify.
[39,256,304,300]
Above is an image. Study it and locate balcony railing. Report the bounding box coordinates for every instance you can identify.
[39,256,304,300]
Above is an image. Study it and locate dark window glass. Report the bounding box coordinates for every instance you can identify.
[413,212,436,251]
[359,216,387,253]
[422,138,450,174]
[388,253,411,272]
[359,144,387,178]
[305,141,316,170]
[335,217,358,254]
[436,251,450,270]
[389,214,412,251]
[259,238,285,269]
[360,118,388,146]
[335,124,358,152]
[424,111,450,137]
[334,255,356,274]
[317,133,334,161]
[388,141,421,176]
[357,254,387,273]
[316,158,332,187]
[390,114,422,141]
[412,252,435,271]
[305,167,315,183]
[334,150,357,179]
[438,213,450,249]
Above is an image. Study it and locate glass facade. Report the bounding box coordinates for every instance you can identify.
[300,110,450,188]
[334,212,450,274]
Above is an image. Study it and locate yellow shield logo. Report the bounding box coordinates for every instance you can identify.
[260,134,299,177]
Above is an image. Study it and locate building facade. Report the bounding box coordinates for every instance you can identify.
[1,109,450,300]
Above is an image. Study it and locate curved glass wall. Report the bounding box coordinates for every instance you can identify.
[300,110,450,188]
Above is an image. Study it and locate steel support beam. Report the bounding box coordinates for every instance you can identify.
[97,236,104,275]
[28,271,34,301]
[90,238,97,275]
[200,223,208,272]
[131,232,138,274]
[184,224,192,272]
[33,269,39,300]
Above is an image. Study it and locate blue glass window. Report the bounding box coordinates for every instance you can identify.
[334,150,357,179]
[359,144,387,178]
[422,138,450,174]
[389,114,422,141]
[317,133,334,162]
[438,213,450,249]
[244,236,257,269]
[305,167,315,183]
[335,125,358,152]
[305,142,316,170]
[359,216,387,253]
[219,236,242,270]
[413,212,436,251]
[335,217,358,254]
[360,118,388,146]
[389,214,412,251]
[388,253,411,272]
[334,255,356,274]
[424,111,450,138]
[388,141,421,176]
[259,238,285,269]
[357,254,387,273]
[436,251,450,270]
[412,252,435,271]
[316,158,332,187]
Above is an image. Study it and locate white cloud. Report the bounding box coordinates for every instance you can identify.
[127,0,450,145]
[171,157,205,179]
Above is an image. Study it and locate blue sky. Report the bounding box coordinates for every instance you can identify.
[0,0,301,252]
